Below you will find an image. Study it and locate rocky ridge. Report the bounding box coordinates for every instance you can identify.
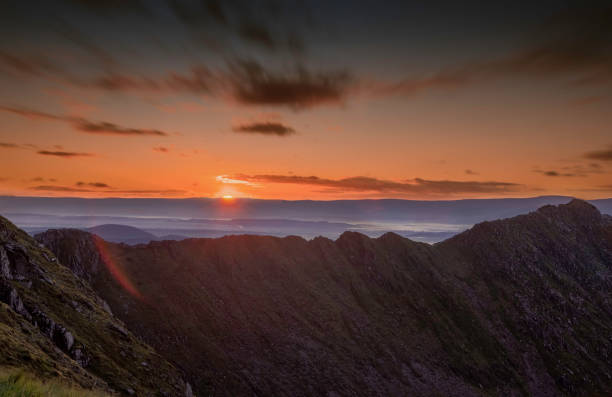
[34,199,612,396]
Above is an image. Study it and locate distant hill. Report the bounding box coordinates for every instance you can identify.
[36,200,612,396]
[86,224,158,244]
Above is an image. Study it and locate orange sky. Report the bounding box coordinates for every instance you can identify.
[0,1,610,200]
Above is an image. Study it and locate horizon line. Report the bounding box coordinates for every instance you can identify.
[1,194,611,203]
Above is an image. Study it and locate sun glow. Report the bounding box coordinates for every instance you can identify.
[222,195,234,199]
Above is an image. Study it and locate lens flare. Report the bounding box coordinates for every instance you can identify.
[93,235,143,300]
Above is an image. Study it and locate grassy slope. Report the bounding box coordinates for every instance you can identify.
[0,216,189,396]
[0,369,109,397]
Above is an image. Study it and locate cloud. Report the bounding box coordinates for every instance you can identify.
[0,106,169,136]
[37,150,93,158]
[370,69,471,97]
[584,146,612,161]
[167,0,307,53]
[153,146,169,153]
[91,59,352,110]
[378,5,612,98]
[76,181,110,188]
[232,121,295,136]
[0,142,20,149]
[88,60,351,110]
[0,139,92,159]
[0,106,64,121]
[30,185,93,192]
[238,21,276,50]
[533,170,577,177]
[74,120,168,136]
[92,66,213,95]
[533,162,606,177]
[229,174,521,195]
[31,177,57,182]
[107,189,188,196]
[29,185,187,196]
[0,50,68,79]
[227,60,352,109]
[465,169,479,175]
[216,175,257,186]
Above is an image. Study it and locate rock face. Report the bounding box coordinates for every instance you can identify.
[0,215,191,396]
[37,199,612,396]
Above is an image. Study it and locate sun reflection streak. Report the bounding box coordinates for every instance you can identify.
[92,235,143,300]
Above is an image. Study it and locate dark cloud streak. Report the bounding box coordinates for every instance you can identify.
[231,174,521,194]
[0,106,169,136]
[37,150,93,158]
[76,181,110,188]
[228,60,351,109]
[584,146,612,161]
[233,122,295,136]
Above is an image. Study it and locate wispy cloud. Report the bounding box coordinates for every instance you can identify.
[75,120,167,136]
[29,185,188,196]
[227,60,351,109]
[584,145,612,161]
[216,175,258,186]
[0,140,92,159]
[31,177,57,182]
[30,185,92,192]
[0,106,169,136]
[76,181,110,188]
[232,121,295,136]
[228,174,522,195]
[109,189,187,196]
[533,162,606,177]
[0,142,21,149]
[37,150,93,158]
[88,59,352,110]
[153,146,170,153]
[375,5,612,98]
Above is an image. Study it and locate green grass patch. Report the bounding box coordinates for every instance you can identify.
[0,370,109,397]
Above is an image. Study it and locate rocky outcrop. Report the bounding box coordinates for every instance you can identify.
[0,216,192,396]
[0,236,92,367]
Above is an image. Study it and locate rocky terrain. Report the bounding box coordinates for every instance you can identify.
[0,215,193,396]
[35,199,612,396]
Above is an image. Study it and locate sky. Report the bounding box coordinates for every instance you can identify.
[0,0,611,200]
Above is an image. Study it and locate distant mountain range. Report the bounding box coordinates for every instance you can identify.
[28,199,612,396]
[2,195,611,223]
[2,195,611,244]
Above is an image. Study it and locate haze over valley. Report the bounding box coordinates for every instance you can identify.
[3,195,612,244]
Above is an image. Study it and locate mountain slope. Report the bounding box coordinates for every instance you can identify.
[0,216,192,396]
[36,200,612,396]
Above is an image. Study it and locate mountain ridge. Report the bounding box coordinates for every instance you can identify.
[34,199,612,396]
